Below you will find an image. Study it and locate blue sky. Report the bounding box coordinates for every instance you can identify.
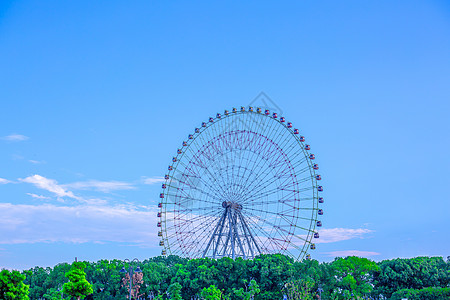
[1,0,449,270]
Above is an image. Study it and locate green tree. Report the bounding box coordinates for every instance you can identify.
[372,256,450,298]
[84,259,123,299]
[283,278,315,300]
[0,269,30,300]
[331,256,379,299]
[201,285,222,300]
[390,287,450,300]
[141,261,171,298]
[167,282,182,300]
[62,262,93,300]
[251,254,293,300]
[23,266,50,300]
[44,263,71,294]
[43,287,68,300]
[233,279,260,300]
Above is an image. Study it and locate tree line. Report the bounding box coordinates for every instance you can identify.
[1,254,449,299]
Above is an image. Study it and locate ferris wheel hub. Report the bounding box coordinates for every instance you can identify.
[222,201,242,210]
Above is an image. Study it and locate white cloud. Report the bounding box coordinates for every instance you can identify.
[26,193,50,200]
[28,160,45,164]
[20,175,80,200]
[0,203,158,245]
[316,228,374,244]
[63,180,136,193]
[2,134,29,142]
[142,177,165,185]
[0,178,12,184]
[325,250,380,258]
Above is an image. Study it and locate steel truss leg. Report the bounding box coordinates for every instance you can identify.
[203,205,261,259]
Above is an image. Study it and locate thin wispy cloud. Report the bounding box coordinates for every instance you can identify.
[28,160,45,164]
[142,177,165,185]
[0,178,12,184]
[26,193,50,200]
[19,175,80,200]
[2,134,29,142]
[325,250,380,258]
[0,203,158,245]
[316,228,374,244]
[64,180,136,193]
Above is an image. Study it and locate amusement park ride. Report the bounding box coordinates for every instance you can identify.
[157,106,323,261]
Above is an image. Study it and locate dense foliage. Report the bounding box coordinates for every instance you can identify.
[0,269,29,300]
[63,261,93,300]
[18,255,449,300]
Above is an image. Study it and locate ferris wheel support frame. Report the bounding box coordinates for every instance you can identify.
[202,201,262,259]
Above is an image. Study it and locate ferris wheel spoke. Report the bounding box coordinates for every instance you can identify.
[167,181,221,204]
[242,211,292,244]
[242,214,290,253]
[168,169,224,201]
[240,175,296,204]
[173,158,226,200]
[181,137,230,198]
[244,206,299,221]
[235,150,295,200]
[166,192,221,207]
[178,209,229,255]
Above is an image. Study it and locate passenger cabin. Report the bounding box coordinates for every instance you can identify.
[305,145,311,150]
[318,186,323,192]
[318,209,324,215]
[309,154,315,160]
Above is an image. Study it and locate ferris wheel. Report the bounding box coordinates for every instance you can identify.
[157,106,324,260]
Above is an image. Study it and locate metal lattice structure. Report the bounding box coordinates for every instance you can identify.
[157,106,324,260]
